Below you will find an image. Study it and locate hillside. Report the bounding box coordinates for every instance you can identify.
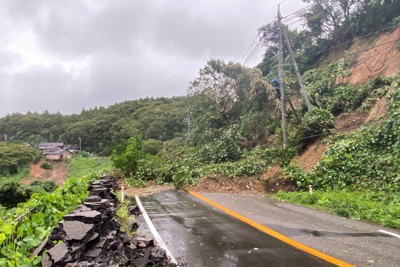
[1,3,399,230]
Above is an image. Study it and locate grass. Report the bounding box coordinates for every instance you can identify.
[67,157,112,178]
[116,199,137,235]
[275,191,400,229]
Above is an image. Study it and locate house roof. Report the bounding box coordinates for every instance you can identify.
[43,148,72,155]
[38,142,64,148]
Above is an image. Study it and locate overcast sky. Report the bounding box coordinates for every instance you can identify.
[0,0,307,116]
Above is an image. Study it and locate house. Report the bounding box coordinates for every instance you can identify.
[38,142,64,152]
[43,147,73,161]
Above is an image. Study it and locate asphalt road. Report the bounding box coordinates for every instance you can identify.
[197,192,400,267]
[140,190,341,266]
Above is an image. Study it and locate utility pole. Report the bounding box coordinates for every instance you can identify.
[282,27,312,110]
[277,5,288,147]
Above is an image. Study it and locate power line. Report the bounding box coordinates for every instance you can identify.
[240,32,261,63]
[281,4,312,21]
[243,40,264,66]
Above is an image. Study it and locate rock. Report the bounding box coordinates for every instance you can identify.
[127,242,137,250]
[89,187,108,197]
[66,262,94,267]
[131,221,139,231]
[63,210,102,224]
[86,232,100,247]
[84,196,102,203]
[31,238,48,257]
[107,240,119,251]
[149,248,167,263]
[84,247,102,259]
[135,237,154,248]
[128,204,141,215]
[83,199,109,210]
[70,243,86,259]
[40,175,171,266]
[76,205,93,212]
[120,233,132,245]
[48,242,73,265]
[61,221,94,243]
[41,252,52,267]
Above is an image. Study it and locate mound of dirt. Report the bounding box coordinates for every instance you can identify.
[122,181,174,197]
[188,175,266,195]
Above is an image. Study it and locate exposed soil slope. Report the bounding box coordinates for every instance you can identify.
[292,140,328,172]
[22,161,69,186]
[348,28,400,85]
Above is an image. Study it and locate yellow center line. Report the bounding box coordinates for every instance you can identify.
[189,191,355,267]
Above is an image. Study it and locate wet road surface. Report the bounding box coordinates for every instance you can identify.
[198,192,400,267]
[141,190,337,267]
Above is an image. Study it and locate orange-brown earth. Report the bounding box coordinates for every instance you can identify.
[22,161,69,186]
[349,28,400,85]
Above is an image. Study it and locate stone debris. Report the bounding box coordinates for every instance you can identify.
[128,204,141,216]
[38,175,173,267]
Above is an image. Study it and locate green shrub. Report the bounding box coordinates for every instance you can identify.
[199,133,242,163]
[135,155,164,181]
[111,135,145,177]
[143,139,163,155]
[283,164,310,189]
[30,180,57,192]
[300,108,335,146]
[0,180,57,208]
[0,142,34,176]
[170,158,201,189]
[40,162,53,170]
[303,62,391,115]
[0,182,31,208]
[264,146,297,167]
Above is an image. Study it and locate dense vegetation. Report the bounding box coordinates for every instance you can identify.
[0,173,100,266]
[0,157,111,265]
[0,97,187,155]
[0,143,38,177]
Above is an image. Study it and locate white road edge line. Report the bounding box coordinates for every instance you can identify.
[379,230,400,239]
[135,195,178,265]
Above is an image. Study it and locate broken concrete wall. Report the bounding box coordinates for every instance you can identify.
[38,175,171,267]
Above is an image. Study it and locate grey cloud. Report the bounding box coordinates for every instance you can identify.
[0,0,307,116]
[7,65,86,114]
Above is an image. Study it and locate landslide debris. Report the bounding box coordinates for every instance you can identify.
[37,176,173,267]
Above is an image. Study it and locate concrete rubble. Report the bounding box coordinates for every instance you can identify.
[38,175,173,267]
